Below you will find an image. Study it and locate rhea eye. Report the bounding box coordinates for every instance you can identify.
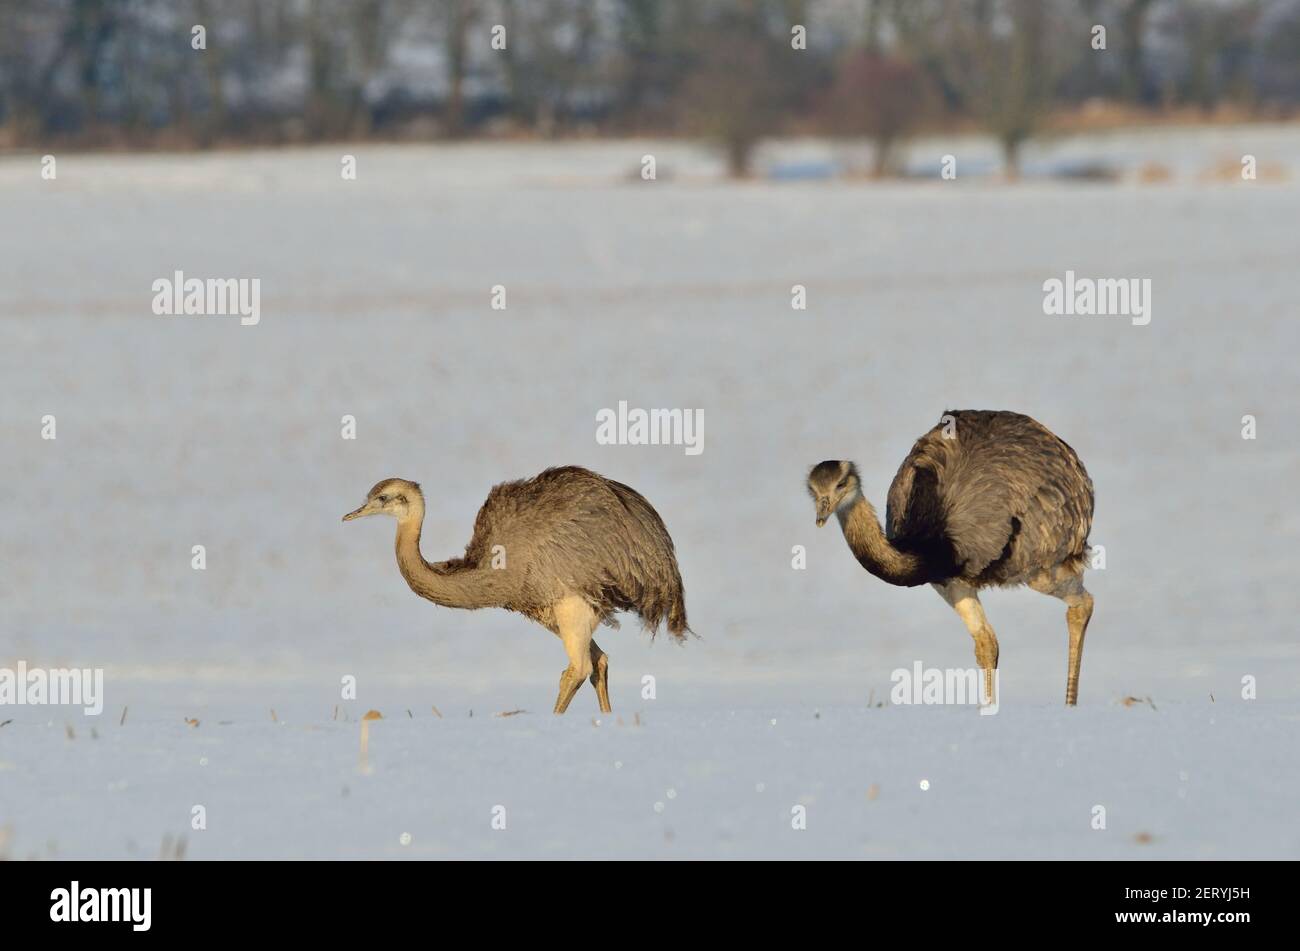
[378,495,389,503]
[836,478,848,490]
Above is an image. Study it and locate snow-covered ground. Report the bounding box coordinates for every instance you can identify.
[1,129,1298,859]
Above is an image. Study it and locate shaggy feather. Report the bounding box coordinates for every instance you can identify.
[884,410,1094,586]
[406,467,689,639]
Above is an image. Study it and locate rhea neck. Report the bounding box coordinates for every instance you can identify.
[392,494,511,610]
[835,490,930,587]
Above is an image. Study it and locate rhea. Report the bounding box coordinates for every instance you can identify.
[343,466,689,714]
[808,410,1095,705]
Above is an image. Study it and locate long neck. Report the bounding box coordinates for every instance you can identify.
[837,493,930,587]
[394,499,510,610]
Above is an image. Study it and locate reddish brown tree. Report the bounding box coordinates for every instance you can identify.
[829,51,933,176]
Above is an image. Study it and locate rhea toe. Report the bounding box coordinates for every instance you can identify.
[343,466,689,715]
[809,410,1095,706]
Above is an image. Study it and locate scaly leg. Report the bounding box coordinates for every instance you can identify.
[934,581,999,707]
[1065,594,1093,705]
[1030,566,1094,706]
[552,595,598,715]
[589,640,611,714]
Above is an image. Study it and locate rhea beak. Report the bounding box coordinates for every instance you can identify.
[342,500,377,522]
[815,499,831,527]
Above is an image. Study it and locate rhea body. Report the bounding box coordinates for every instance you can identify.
[808,410,1095,705]
[343,466,689,714]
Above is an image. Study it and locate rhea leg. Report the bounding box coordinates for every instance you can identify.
[552,595,598,715]
[588,640,611,714]
[934,581,999,705]
[1064,595,1092,705]
[590,642,611,714]
[1030,567,1093,706]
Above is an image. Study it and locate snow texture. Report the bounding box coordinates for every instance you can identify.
[1,130,1298,859]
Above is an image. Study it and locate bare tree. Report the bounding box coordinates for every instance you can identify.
[828,49,934,176]
[612,0,698,131]
[442,0,475,137]
[193,0,227,144]
[2,0,1297,150]
[1118,0,1157,104]
[926,0,1056,179]
[1166,0,1264,112]
[682,4,785,177]
[987,0,1052,177]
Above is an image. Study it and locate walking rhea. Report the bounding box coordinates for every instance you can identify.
[808,410,1095,705]
[344,466,690,713]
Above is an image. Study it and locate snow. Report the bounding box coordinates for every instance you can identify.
[4,697,1293,859]
[1,130,1298,859]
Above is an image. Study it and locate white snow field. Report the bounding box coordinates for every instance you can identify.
[1,129,1298,859]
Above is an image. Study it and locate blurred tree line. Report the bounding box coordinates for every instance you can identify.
[2,0,1298,174]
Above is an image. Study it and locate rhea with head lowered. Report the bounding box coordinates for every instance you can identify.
[343,467,689,714]
[808,410,1095,705]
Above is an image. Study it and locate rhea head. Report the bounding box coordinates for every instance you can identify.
[807,460,860,527]
[342,478,422,523]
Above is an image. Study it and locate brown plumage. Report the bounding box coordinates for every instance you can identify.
[343,466,689,714]
[808,410,1095,705]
